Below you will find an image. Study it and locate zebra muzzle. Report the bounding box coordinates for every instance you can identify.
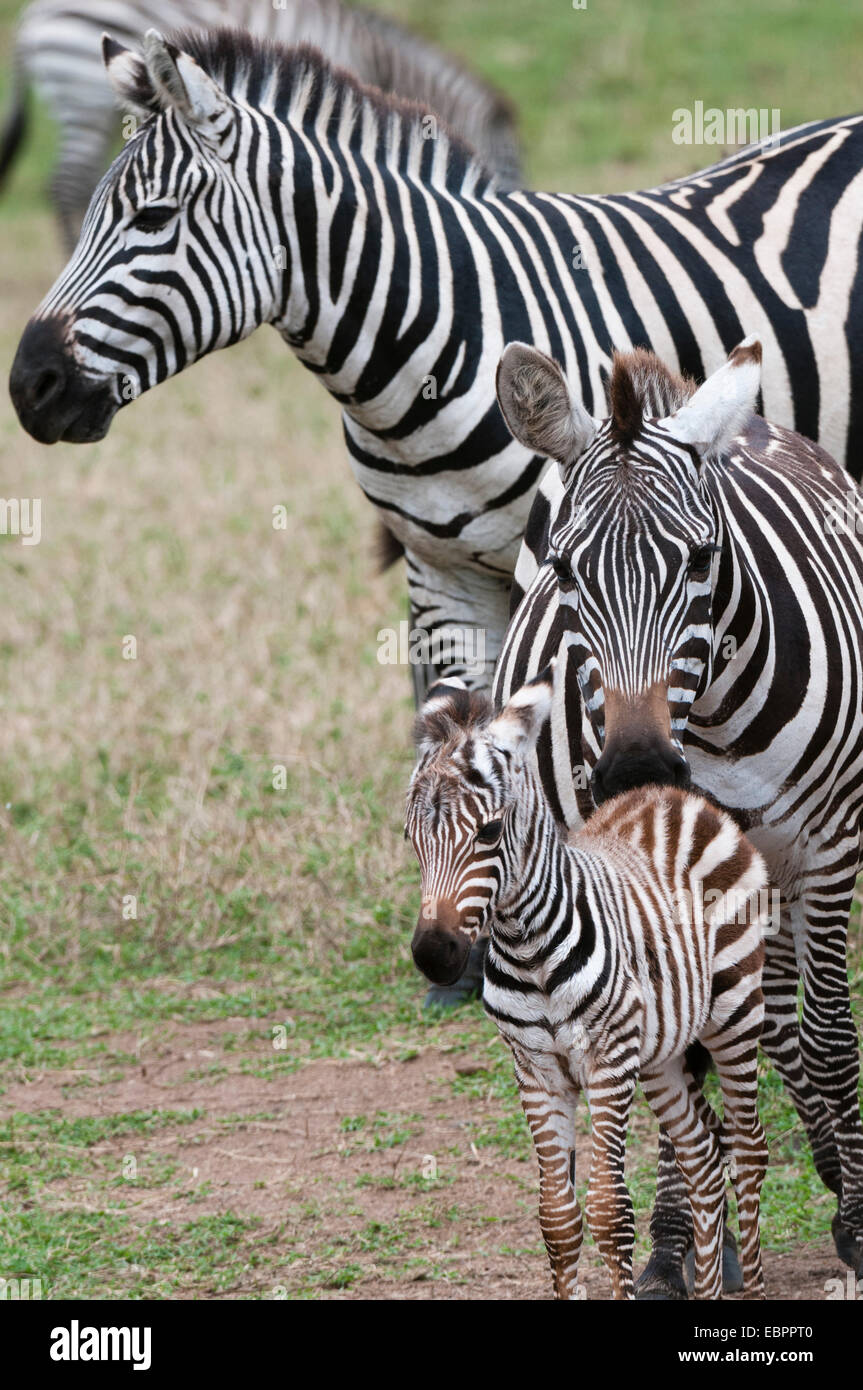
[411,918,471,986]
[9,315,118,445]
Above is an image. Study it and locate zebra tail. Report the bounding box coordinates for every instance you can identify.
[0,69,29,191]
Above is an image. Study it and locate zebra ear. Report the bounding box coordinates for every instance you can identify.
[496,344,595,484]
[142,30,231,134]
[657,336,762,461]
[102,35,158,120]
[488,661,556,764]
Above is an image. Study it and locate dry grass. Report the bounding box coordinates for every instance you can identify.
[0,212,417,972]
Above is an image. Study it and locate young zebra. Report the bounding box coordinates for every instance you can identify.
[406,666,769,1301]
[10,30,863,700]
[493,336,863,1295]
[1,0,521,247]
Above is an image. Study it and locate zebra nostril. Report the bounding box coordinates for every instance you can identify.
[31,365,64,410]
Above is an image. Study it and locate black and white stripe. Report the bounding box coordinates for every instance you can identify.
[1,0,521,246]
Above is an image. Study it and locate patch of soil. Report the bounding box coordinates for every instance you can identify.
[1,1021,848,1300]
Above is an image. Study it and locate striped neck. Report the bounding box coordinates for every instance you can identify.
[493,767,583,954]
[260,88,500,430]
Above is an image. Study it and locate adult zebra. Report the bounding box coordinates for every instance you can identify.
[9,28,863,699]
[0,0,521,247]
[492,336,863,1294]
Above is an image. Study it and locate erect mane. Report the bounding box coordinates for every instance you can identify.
[413,686,493,753]
[165,27,495,185]
[607,348,696,446]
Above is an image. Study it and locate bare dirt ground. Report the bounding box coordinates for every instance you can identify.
[1,1019,843,1301]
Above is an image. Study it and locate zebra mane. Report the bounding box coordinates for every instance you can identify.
[607,348,696,446]
[165,26,494,186]
[413,687,493,754]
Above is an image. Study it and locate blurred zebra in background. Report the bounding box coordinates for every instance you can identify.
[0,0,521,246]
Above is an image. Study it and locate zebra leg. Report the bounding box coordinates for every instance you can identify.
[511,1049,583,1300]
[760,916,841,1194]
[702,1012,768,1299]
[403,553,510,697]
[635,1041,709,1299]
[634,1127,691,1299]
[641,1060,725,1301]
[794,889,863,1274]
[584,1063,638,1300]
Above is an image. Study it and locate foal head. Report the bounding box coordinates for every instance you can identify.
[405,670,553,984]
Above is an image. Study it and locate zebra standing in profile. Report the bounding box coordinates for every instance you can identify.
[406,666,769,1301]
[0,0,521,247]
[10,29,863,700]
[492,336,863,1295]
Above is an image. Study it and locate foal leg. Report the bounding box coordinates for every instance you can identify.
[760,912,840,1195]
[642,1059,725,1300]
[584,1061,639,1300]
[510,1047,583,1300]
[635,1042,738,1299]
[637,907,841,1300]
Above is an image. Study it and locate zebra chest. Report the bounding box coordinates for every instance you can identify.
[485,970,611,1089]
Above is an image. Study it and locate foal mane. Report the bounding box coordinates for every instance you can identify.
[414,687,492,754]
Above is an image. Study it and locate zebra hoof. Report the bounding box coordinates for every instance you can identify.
[683,1230,744,1296]
[634,1255,688,1301]
[831,1211,863,1275]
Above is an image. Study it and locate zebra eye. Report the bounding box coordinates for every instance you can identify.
[130,204,177,233]
[476,820,503,845]
[689,543,719,575]
[549,554,573,585]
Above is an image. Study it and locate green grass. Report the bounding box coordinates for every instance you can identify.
[0,1209,274,1299]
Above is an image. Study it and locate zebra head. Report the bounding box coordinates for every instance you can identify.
[405,669,553,985]
[496,338,763,806]
[10,29,285,444]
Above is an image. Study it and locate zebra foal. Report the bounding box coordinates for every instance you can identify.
[406,667,769,1301]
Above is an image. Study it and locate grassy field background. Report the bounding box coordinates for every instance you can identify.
[0,0,861,1299]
